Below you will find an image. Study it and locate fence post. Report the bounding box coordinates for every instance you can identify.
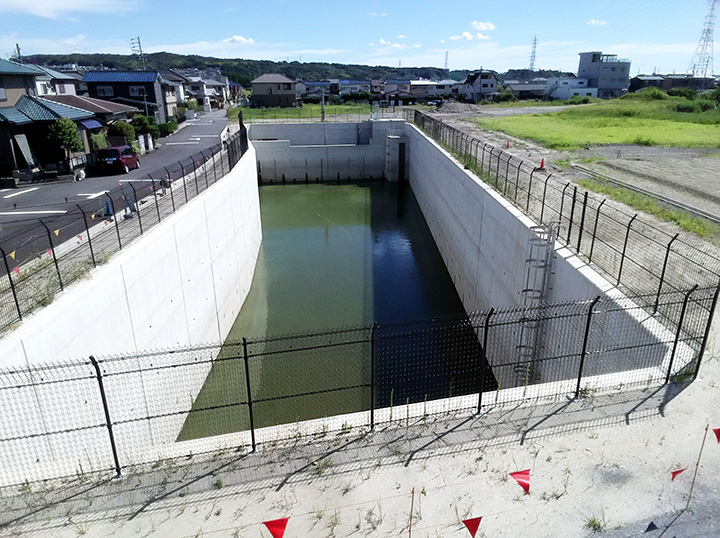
[219,143,226,177]
[588,199,606,263]
[0,245,22,321]
[539,174,553,223]
[161,167,175,213]
[527,167,538,213]
[192,158,201,195]
[178,161,189,203]
[370,322,378,430]
[576,191,589,253]
[575,296,601,399]
[566,186,577,244]
[558,182,571,231]
[38,220,64,291]
[75,204,97,266]
[125,184,143,235]
[242,337,256,452]
[478,308,495,413]
[480,144,488,174]
[666,285,698,383]
[654,233,680,315]
[200,150,210,189]
[514,161,522,203]
[212,146,219,184]
[104,193,122,250]
[504,155,511,193]
[89,355,122,478]
[494,149,501,186]
[695,278,720,378]
[617,214,637,285]
[149,174,161,223]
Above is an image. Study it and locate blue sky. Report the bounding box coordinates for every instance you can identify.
[1,0,715,75]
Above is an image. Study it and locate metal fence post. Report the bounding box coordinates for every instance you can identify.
[539,174,553,223]
[242,337,256,452]
[192,158,201,196]
[162,167,176,213]
[212,146,219,184]
[588,199,606,263]
[478,308,495,412]
[575,296,601,398]
[104,193,122,250]
[617,214,637,285]
[370,322,378,430]
[494,149,501,186]
[201,150,210,189]
[149,174,161,223]
[125,184,143,235]
[695,278,720,378]
[559,182,571,231]
[576,191,589,253]
[666,285,698,383]
[566,186,577,244]
[0,245,22,321]
[504,155,511,192]
[178,161,189,203]
[38,220,64,290]
[527,167,538,213]
[514,161,522,203]
[654,233,680,314]
[75,204,97,267]
[480,144,488,174]
[89,355,122,478]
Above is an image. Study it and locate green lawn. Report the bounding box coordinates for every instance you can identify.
[228,103,429,122]
[472,99,720,149]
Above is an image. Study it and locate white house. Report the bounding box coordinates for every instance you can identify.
[545,77,598,100]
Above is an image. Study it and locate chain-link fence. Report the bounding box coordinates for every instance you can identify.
[1,286,715,487]
[410,111,720,328]
[0,121,249,335]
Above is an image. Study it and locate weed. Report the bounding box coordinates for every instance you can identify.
[314,458,331,475]
[214,478,223,489]
[325,509,341,536]
[313,506,326,522]
[340,481,353,495]
[364,504,384,531]
[585,514,606,532]
[341,422,352,435]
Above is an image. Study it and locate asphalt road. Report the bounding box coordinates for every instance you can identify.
[0,110,229,264]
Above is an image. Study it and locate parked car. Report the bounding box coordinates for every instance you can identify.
[96,146,140,175]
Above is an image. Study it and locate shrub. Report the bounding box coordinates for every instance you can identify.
[302,96,321,104]
[90,132,109,150]
[132,115,160,141]
[566,95,591,105]
[674,102,698,113]
[107,121,136,142]
[625,87,668,100]
[186,98,200,112]
[158,119,178,137]
[668,87,698,100]
[697,99,716,112]
[498,89,518,102]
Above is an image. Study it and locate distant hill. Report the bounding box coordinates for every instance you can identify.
[23,52,465,86]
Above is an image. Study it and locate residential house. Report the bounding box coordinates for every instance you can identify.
[28,65,77,96]
[0,95,94,177]
[300,81,331,100]
[409,80,438,102]
[545,77,597,100]
[435,79,460,98]
[158,69,190,104]
[460,70,500,102]
[384,79,410,95]
[0,58,38,108]
[250,74,297,108]
[42,94,138,122]
[204,78,230,108]
[503,82,547,100]
[662,74,715,92]
[338,80,371,96]
[370,79,384,98]
[577,51,631,99]
[628,75,666,93]
[83,71,175,124]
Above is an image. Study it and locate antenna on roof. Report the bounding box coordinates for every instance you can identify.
[14,43,23,64]
[130,36,147,70]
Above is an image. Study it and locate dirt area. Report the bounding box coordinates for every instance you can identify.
[429,104,720,220]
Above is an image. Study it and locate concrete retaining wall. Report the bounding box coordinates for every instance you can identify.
[0,146,262,485]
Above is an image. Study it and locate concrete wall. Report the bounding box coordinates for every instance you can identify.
[0,146,262,485]
[250,120,405,182]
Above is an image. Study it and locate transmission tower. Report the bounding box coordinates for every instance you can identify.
[529,35,537,72]
[130,36,147,70]
[444,51,449,72]
[688,0,717,79]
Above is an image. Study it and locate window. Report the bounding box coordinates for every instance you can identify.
[586,93,592,96]
[191,85,200,92]
[579,81,585,85]
[97,86,114,97]
[59,84,66,94]
[482,83,488,88]
[267,88,272,94]
[129,86,146,97]
[283,83,291,90]
[562,81,568,85]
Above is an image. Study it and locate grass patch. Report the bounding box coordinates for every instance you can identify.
[227,103,423,122]
[472,98,720,149]
[578,179,718,237]
[552,156,606,170]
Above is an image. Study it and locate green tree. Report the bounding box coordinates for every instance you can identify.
[107,120,136,143]
[132,115,160,141]
[48,118,83,168]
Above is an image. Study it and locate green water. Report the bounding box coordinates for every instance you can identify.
[178,180,479,441]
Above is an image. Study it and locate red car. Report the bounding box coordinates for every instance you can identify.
[96,146,140,175]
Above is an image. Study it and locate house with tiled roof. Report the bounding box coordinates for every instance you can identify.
[251,74,298,108]
[82,71,177,123]
[0,58,39,108]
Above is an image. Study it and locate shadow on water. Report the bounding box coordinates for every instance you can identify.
[178,180,495,441]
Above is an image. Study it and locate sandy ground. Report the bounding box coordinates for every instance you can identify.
[2,350,719,538]
[3,105,720,538]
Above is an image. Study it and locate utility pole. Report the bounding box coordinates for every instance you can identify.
[14,43,22,64]
[130,36,147,70]
[688,0,717,90]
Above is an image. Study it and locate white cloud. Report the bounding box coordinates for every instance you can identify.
[4,0,138,18]
[450,31,474,41]
[476,33,490,40]
[397,34,406,39]
[379,38,389,45]
[413,43,422,48]
[222,35,255,45]
[587,19,607,26]
[471,21,496,31]
[369,43,375,46]
[391,43,407,49]
[369,12,386,16]
[440,39,446,44]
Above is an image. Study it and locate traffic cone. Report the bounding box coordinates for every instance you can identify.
[540,158,545,169]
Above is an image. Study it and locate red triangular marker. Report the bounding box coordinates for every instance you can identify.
[46,249,52,256]
[510,469,530,494]
[13,266,19,275]
[671,468,686,481]
[713,428,720,444]
[263,518,289,538]
[463,517,482,537]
